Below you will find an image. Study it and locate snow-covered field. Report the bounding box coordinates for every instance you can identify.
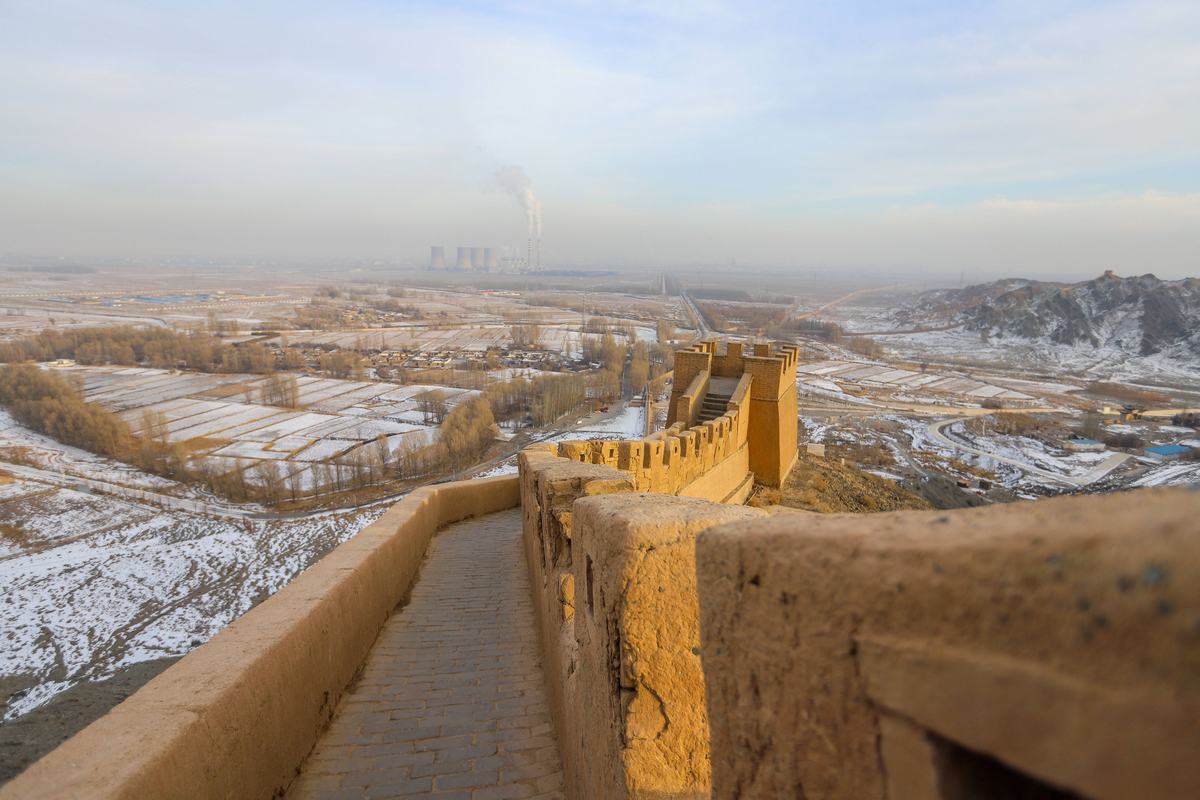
[797,359,1038,404]
[51,366,463,495]
[0,408,389,719]
[549,404,646,443]
[0,425,385,719]
[0,410,195,496]
[1132,461,1200,488]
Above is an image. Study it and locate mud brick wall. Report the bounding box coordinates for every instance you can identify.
[696,488,1200,800]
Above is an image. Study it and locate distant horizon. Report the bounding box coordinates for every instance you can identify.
[3,252,1191,289]
[2,2,1198,278]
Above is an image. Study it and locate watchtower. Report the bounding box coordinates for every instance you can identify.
[667,339,799,487]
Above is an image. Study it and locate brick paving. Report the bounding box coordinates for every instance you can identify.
[287,508,564,799]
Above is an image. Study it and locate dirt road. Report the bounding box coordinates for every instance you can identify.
[927,417,1129,488]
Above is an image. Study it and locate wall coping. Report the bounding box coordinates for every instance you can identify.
[697,487,1200,799]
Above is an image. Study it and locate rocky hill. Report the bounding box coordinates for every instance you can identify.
[899,272,1200,359]
[752,456,932,514]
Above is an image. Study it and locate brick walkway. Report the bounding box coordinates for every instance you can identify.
[287,508,564,799]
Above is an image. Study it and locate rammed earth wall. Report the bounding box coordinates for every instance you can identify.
[696,488,1200,799]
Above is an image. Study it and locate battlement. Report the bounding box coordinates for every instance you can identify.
[558,369,753,503]
[663,338,800,488]
[517,444,1200,800]
[672,338,799,395]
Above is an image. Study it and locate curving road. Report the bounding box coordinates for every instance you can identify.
[927,417,1129,488]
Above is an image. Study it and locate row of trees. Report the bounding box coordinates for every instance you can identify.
[0,360,504,504]
[0,326,287,374]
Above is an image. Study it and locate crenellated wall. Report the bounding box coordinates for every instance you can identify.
[556,370,754,504]
[518,453,1200,800]
[664,338,800,487]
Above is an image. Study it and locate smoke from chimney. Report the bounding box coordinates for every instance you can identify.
[495,165,541,270]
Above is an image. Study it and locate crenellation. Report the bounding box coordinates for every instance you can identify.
[546,337,798,499]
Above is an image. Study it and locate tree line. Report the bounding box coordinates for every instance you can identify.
[0,364,134,459]
[0,326,284,374]
[0,362,506,506]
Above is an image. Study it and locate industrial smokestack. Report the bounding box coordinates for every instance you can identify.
[429,246,446,271]
[455,247,471,270]
[495,165,542,273]
[470,247,484,270]
[484,247,499,271]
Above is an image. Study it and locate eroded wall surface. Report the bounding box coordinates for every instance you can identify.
[696,488,1200,800]
[518,448,633,798]
[571,494,764,799]
[518,448,767,799]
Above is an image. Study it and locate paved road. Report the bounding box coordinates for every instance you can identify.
[793,284,899,321]
[680,292,709,337]
[287,509,564,799]
[927,417,1130,488]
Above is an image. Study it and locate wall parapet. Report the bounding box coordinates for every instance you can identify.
[674,368,710,429]
[570,494,765,799]
[696,488,1200,799]
[558,364,753,504]
[0,476,521,800]
[518,449,636,799]
[517,447,767,799]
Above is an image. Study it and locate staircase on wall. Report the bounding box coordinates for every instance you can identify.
[697,377,738,423]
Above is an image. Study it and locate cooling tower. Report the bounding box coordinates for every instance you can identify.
[429,246,446,271]
[484,247,499,271]
[470,247,484,270]
[455,247,471,270]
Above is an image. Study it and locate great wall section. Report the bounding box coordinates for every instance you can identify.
[3,340,1198,800]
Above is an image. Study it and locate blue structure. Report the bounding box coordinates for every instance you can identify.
[1144,444,1192,462]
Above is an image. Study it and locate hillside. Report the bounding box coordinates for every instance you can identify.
[752,455,932,514]
[898,272,1200,361]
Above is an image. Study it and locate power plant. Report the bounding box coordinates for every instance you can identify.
[454,247,471,270]
[426,166,544,272]
[428,240,541,273]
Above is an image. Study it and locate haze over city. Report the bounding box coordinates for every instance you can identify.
[2,0,1199,278]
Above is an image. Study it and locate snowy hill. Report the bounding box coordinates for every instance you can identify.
[899,272,1200,363]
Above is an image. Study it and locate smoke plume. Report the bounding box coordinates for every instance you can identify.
[495,165,542,238]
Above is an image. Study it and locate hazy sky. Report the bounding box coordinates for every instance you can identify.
[2,0,1198,278]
